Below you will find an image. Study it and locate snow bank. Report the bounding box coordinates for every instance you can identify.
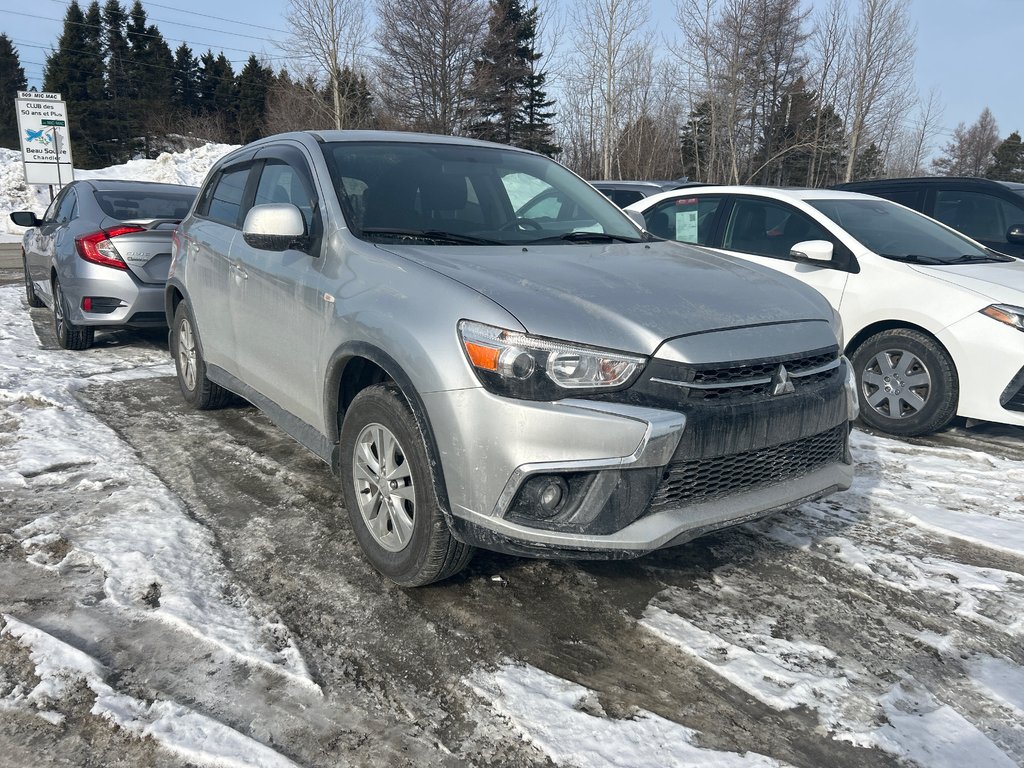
[0,143,236,238]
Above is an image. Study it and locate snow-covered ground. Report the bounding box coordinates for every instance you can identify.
[2,143,1024,766]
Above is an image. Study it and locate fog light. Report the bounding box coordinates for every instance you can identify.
[524,475,569,517]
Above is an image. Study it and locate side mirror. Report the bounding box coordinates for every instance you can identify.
[10,211,41,228]
[625,208,647,230]
[1007,225,1024,244]
[242,204,308,252]
[790,239,834,263]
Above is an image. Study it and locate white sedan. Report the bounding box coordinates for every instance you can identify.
[626,186,1024,436]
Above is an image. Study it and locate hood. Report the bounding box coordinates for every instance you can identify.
[377,240,833,355]
[911,259,1024,305]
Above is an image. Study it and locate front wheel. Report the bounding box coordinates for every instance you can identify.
[338,384,473,586]
[52,276,93,350]
[851,329,958,436]
[171,301,230,409]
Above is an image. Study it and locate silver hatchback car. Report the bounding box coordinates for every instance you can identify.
[167,131,855,586]
[12,180,197,349]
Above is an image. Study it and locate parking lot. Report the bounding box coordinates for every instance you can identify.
[1,278,1023,767]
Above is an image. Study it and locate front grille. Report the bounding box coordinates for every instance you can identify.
[685,348,840,400]
[648,424,847,513]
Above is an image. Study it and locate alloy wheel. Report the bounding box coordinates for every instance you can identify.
[352,422,416,553]
[177,317,198,391]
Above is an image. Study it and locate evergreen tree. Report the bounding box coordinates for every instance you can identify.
[44,1,109,167]
[103,0,133,158]
[679,101,714,181]
[236,55,274,143]
[197,51,237,141]
[0,35,27,150]
[851,143,884,180]
[337,68,374,128]
[465,0,556,154]
[986,131,1024,182]
[172,43,200,114]
[126,1,174,154]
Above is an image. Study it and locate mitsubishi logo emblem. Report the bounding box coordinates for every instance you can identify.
[771,364,795,396]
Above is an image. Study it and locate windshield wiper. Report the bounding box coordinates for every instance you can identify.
[525,231,643,244]
[947,253,1013,264]
[361,228,501,245]
[878,253,947,265]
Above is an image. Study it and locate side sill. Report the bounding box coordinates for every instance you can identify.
[207,364,334,464]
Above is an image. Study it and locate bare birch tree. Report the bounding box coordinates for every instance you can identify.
[562,0,652,178]
[374,0,487,134]
[842,0,915,182]
[285,0,369,130]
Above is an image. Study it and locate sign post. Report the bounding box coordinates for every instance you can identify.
[15,91,74,192]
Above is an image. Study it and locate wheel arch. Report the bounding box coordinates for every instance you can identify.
[846,319,953,366]
[325,342,454,522]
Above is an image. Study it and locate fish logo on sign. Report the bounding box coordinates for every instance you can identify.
[25,128,53,146]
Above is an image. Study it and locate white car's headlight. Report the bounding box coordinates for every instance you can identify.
[459,320,647,400]
[981,304,1024,332]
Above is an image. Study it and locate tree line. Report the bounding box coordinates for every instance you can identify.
[1,0,1022,184]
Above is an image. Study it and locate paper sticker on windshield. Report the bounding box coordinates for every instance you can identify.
[675,210,698,243]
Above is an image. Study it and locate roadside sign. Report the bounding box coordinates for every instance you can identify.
[15,91,75,186]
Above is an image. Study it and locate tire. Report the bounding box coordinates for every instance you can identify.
[171,301,231,409]
[24,254,44,308]
[52,276,94,350]
[851,328,958,437]
[339,384,473,586]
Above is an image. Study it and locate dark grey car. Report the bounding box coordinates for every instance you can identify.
[167,131,855,586]
[11,179,197,349]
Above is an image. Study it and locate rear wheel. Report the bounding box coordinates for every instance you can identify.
[851,329,958,436]
[339,384,473,586]
[52,276,94,350]
[24,254,43,308]
[171,301,231,409]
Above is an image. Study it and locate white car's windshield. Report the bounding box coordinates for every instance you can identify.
[321,141,644,246]
[808,198,1010,264]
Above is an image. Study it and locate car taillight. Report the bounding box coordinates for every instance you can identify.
[75,226,145,270]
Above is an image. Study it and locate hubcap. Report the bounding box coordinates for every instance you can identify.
[352,422,415,553]
[177,318,198,391]
[861,349,931,420]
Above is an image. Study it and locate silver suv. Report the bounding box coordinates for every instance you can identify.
[167,131,855,586]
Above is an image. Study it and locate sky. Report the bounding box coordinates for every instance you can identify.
[2,0,1023,147]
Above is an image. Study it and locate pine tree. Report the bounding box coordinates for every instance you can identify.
[0,35,27,150]
[851,143,884,181]
[465,0,556,154]
[986,131,1024,183]
[126,1,174,155]
[172,43,200,115]
[103,0,133,159]
[197,51,237,141]
[236,55,274,143]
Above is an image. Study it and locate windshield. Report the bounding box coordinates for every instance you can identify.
[320,141,643,245]
[808,198,1000,264]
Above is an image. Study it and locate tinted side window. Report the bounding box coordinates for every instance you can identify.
[723,198,832,259]
[644,196,721,245]
[934,190,1024,244]
[205,166,250,228]
[56,189,78,223]
[868,188,921,210]
[607,189,645,207]
[253,159,321,234]
[42,190,67,223]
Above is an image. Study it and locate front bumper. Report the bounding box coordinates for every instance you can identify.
[422,386,853,558]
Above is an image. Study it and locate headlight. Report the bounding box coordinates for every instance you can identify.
[981,304,1024,332]
[458,320,647,400]
[843,355,859,421]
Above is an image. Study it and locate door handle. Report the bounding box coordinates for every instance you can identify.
[231,263,248,280]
